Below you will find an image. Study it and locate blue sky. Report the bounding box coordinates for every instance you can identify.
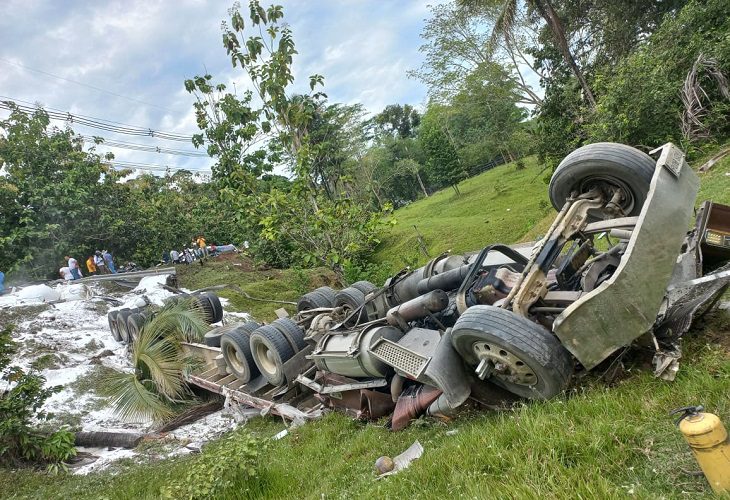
[0,1,435,175]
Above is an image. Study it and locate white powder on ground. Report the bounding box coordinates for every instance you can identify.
[1,273,253,475]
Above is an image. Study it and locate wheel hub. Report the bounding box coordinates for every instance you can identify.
[226,345,245,373]
[254,343,277,375]
[472,341,537,386]
[578,176,634,215]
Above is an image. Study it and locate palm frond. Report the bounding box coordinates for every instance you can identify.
[149,303,209,343]
[104,372,175,422]
[490,0,518,52]
[133,328,187,400]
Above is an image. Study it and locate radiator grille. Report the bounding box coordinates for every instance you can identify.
[370,339,429,379]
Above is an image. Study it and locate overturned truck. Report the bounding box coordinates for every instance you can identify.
[178,142,730,429]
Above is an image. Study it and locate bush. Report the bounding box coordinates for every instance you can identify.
[587,0,730,150]
[0,325,76,468]
[160,429,261,499]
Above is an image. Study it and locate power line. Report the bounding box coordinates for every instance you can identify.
[0,97,202,143]
[0,58,179,114]
[80,136,208,157]
[109,159,211,174]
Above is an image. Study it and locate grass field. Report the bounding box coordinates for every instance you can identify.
[2,145,729,499]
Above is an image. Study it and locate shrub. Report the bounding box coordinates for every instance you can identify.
[160,429,261,499]
[0,325,76,468]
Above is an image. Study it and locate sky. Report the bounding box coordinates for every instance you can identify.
[0,0,435,176]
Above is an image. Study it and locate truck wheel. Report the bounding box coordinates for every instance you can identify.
[334,287,366,326]
[548,142,655,217]
[297,289,334,312]
[115,309,133,343]
[108,311,122,342]
[221,329,259,383]
[127,313,145,343]
[451,305,573,400]
[350,280,377,295]
[313,286,336,303]
[204,323,237,347]
[201,293,223,323]
[193,295,215,323]
[249,326,295,386]
[271,318,308,351]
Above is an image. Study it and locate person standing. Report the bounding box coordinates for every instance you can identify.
[0,271,5,294]
[65,255,82,280]
[196,235,208,259]
[86,255,97,275]
[102,250,117,274]
[94,251,108,274]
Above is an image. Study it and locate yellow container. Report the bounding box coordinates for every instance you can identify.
[679,411,730,493]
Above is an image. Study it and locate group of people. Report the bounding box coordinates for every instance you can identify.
[167,235,210,265]
[165,236,243,266]
[59,250,116,280]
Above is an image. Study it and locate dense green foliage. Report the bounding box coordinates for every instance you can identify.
[0,105,226,280]
[0,326,76,468]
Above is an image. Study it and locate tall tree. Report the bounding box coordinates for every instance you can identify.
[460,0,597,108]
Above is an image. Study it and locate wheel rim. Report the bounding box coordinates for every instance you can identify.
[577,175,636,215]
[225,344,246,373]
[472,341,537,386]
[254,342,277,375]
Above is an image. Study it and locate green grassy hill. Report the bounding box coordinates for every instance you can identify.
[372,156,554,269]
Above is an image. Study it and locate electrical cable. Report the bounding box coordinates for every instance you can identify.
[0,97,202,143]
[80,136,208,157]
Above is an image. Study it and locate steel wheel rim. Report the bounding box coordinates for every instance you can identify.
[472,341,537,386]
[226,344,245,373]
[254,342,277,375]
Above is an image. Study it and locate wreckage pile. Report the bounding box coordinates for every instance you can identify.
[137,142,730,431]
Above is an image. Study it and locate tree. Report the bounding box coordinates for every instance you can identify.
[186,1,390,271]
[372,104,421,139]
[411,2,543,106]
[0,104,120,278]
[459,0,597,108]
[419,105,467,195]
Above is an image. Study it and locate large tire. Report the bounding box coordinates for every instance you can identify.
[350,280,377,295]
[249,326,295,386]
[201,293,223,323]
[313,286,336,303]
[548,142,655,217]
[297,289,335,312]
[451,305,573,400]
[126,313,146,343]
[334,287,366,326]
[193,295,215,323]
[220,328,259,383]
[115,309,134,343]
[108,311,122,342]
[204,323,241,348]
[271,318,308,351]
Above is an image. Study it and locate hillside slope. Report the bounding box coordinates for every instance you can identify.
[372,156,553,268]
